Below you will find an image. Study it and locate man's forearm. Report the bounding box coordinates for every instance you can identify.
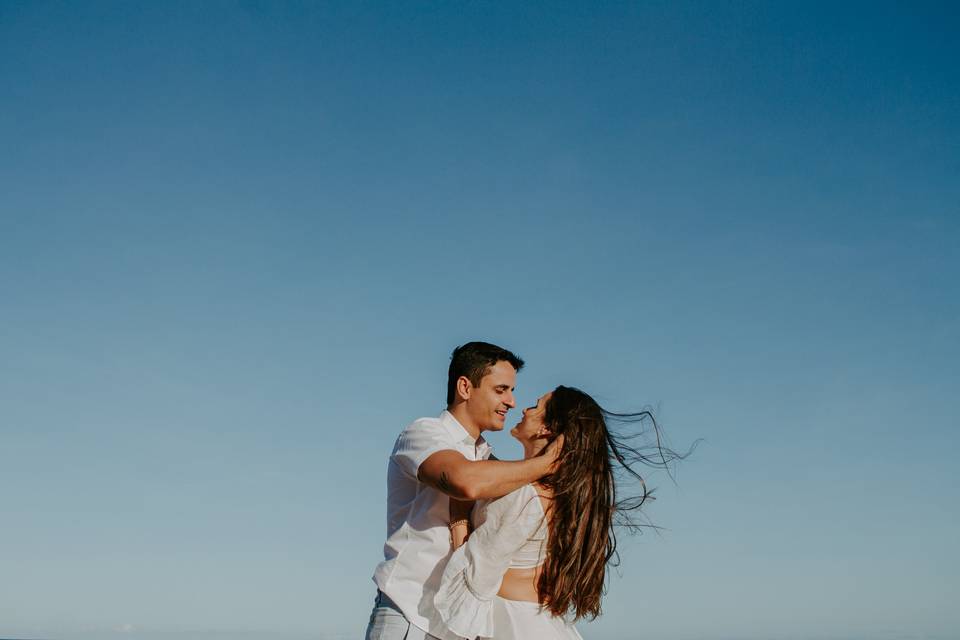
[453,457,548,500]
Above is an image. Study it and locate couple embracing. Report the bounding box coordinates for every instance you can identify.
[365,341,675,640]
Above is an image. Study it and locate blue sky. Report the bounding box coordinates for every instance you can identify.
[1,2,958,639]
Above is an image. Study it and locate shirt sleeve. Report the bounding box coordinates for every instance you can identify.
[433,484,546,639]
[392,419,457,479]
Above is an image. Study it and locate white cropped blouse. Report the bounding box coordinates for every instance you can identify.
[434,483,548,639]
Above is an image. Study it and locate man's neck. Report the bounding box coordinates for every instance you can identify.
[447,404,482,441]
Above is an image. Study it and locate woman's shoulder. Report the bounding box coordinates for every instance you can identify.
[531,481,554,516]
[487,483,544,520]
[492,482,538,505]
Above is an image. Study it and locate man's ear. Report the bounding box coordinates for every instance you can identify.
[455,375,473,402]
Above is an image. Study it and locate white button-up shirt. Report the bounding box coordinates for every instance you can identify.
[373,410,492,636]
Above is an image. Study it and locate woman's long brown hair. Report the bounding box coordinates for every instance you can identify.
[536,385,689,621]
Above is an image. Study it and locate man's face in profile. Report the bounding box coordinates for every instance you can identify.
[465,360,517,432]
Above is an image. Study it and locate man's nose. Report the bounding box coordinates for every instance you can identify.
[504,393,516,408]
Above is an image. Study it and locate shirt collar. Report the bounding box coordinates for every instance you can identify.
[440,410,489,452]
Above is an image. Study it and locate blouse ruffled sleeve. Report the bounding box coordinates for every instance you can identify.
[433,484,546,639]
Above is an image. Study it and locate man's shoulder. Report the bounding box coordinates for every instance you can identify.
[393,414,453,448]
[390,414,459,470]
[399,414,446,436]
[407,414,444,428]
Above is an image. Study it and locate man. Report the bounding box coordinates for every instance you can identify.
[365,341,559,640]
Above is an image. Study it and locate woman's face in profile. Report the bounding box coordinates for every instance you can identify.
[510,391,552,444]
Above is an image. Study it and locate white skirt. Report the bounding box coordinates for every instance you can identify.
[491,597,583,640]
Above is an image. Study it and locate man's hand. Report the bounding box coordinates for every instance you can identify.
[541,434,566,474]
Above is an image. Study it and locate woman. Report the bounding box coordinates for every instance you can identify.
[434,385,684,640]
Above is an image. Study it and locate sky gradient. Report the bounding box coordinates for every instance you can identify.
[2,2,958,639]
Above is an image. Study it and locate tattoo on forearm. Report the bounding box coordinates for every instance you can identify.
[438,471,452,493]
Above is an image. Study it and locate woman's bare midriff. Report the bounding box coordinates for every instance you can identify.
[496,485,552,603]
[496,565,543,602]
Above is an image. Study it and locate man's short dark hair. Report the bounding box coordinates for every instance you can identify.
[446,341,524,406]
